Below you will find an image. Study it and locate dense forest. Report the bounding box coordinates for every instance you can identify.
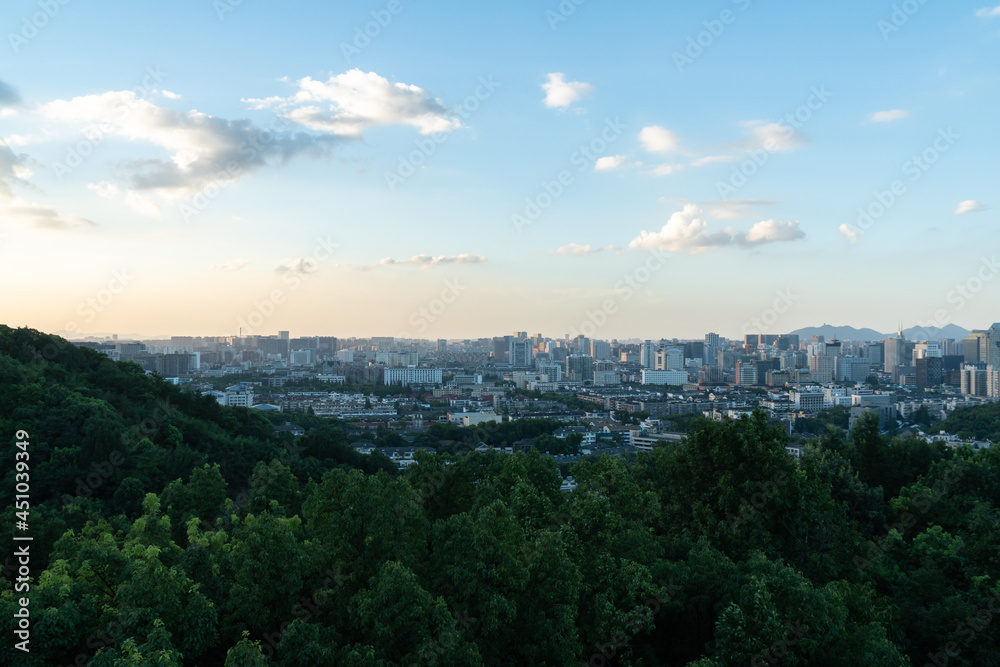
[3,326,1000,666]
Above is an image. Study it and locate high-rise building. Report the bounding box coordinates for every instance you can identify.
[884,330,907,381]
[915,357,943,388]
[510,340,533,367]
[961,363,988,396]
[809,354,835,384]
[654,347,683,371]
[593,360,621,386]
[836,356,872,383]
[591,340,613,360]
[986,324,1000,367]
[493,336,513,363]
[640,340,656,369]
[988,366,1000,398]
[684,340,706,361]
[735,361,758,386]
[964,331,986,363]
[566,355,595,382]
[437,339,448,352]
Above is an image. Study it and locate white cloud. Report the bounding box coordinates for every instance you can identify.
[551,243,616,257]
[372,253,487,269]
[594,155,628,172]
[0,197,97,230]
[692,155,738,167]
[88,181,121,199]
[276,258,320,275]
[541,73,593,109]
[976,5,1000,16]
[868,109,909,123]
[954,200,988,215]
[159,90,182,100]
[40,90,336,208]
[733,120,805,153]
[639,126,681,153]
[628,204,804,253]
[246,69,462,136]
[214,259,250,271]
[651,163,684,177]
[743,219,804,244]
[839,224,860,244]
[0,140,29,197]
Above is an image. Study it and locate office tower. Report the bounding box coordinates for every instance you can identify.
[493,336,512,363]
[640,340,656,369]
[836,356,872,383]
[684,340,705,361]
[987,324,1000,367]
[964,331,986,363]
[566,354,595,382]
[824,339,842,357]
[510,340,533,367]
[884,330,906,381]
[777,334,799,351]
[735,361,758,386]
[593,360,621,386]
[809,354,834,384]
[278,331,289,340]
[591,340,613,361]
[961,363,988,396]
[915,357,943,388]
[437,339,448,352]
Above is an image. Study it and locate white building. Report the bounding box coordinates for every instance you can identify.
[224,383,254,408]
[790,388,824,412]
[384,367,443,386]
[641,370,688,386]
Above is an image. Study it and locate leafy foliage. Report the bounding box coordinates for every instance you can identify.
[2,327,1000,665]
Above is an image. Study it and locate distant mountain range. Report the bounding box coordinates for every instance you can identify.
[788,324,972,342]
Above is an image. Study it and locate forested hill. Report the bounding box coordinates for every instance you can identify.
[3,326,1000,665]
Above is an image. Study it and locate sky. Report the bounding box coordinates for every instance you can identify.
[1,0,999,340]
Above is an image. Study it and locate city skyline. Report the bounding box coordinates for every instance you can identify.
[2,1,999,339]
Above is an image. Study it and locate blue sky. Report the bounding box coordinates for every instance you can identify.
[1,0,998,339]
